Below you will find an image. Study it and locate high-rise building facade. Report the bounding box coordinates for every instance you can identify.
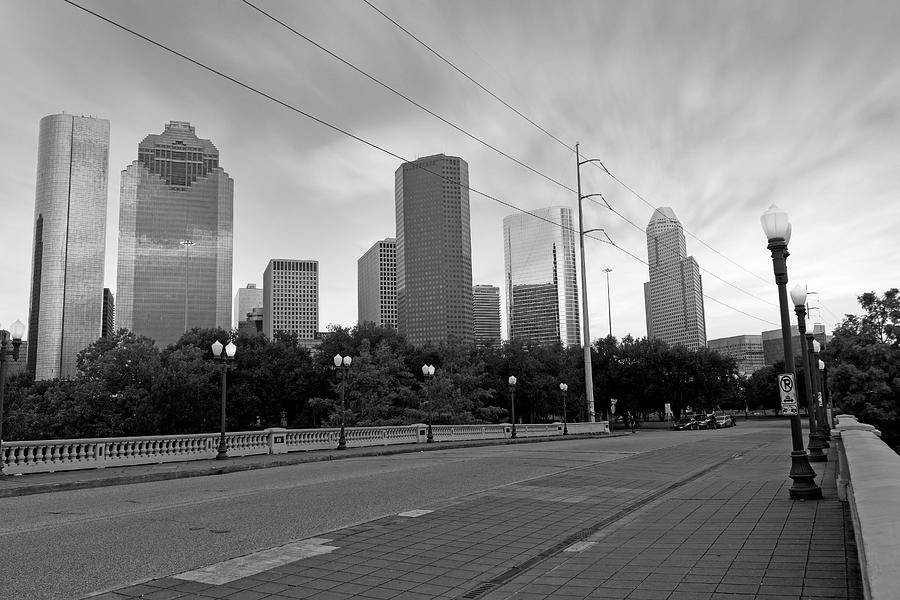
[102,288,115,338]
[761,324,827,366]
[263,259,318,347]
[116,121,233,347]
[27,114,110,379]
[233,283,264,328]
[707,334,765,376]
[473,284,501,347]
[395,154,473,346]
[357,238,397,329]
[503,207,580,346]
[644,207,706,350]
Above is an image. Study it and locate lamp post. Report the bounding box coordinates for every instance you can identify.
[180,240,195,333]
[559,382,569,435]
[760,205,822,500]
[819,358,831,432]
[508,375,517,439]
[0,320,25,475]
[791,285,827,462]
[211,339,236,460]
[333,353,352,450]
[812,340,830,440]
[602,268,613,338]
[422,364,435,443]
[575,143,602,422]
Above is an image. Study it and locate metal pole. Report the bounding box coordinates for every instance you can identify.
[338,366,347,450]
[768,239,821,500]
[562,388,568,435]
[216,365,228,459]
[796,308,826,461]
[0,335,8,475]
[426,375,434,443]
[510,385,517,439]
[575,143,595,422]
[603,268,612,337]
[808,334,830,443]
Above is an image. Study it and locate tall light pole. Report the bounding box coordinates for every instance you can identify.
[180,240,195,333]
[602,267,613,337]
[508,375,517,439]
[819,358,831,432]
[333,353,352,450]
[811,339,830,441]
[0,320,25,475]
[791,285,826,462]
[422,364,435,443]
[210,339,236,460]
[760,204,821,500]
[559,382,569,435]
[576,142,608,422]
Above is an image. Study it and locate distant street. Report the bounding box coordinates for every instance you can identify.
[3,424,765,600]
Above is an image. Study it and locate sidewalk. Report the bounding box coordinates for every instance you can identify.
[84,430,861,600]
[0,432,620,498]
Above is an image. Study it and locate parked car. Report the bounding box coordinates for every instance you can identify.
[698,414,718,429]
[715,415,737,428]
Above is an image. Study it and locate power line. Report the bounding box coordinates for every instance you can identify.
[362,0,772,286]
[63,0,772,327]
[59,0,604,247]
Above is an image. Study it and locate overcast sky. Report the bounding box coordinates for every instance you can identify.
[1,0,897,344]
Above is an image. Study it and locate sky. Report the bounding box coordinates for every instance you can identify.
[1,0,898,344]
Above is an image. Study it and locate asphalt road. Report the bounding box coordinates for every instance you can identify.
[0,426,751,600]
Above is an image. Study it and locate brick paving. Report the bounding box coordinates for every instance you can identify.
[86,432,861,600]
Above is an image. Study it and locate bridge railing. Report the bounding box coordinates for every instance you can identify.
[1,420,610,475]
[833,414,900,600]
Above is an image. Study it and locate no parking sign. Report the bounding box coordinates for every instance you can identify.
[778,373,798,415]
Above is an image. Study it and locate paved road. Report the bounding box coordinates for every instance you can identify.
[1,425,781,599]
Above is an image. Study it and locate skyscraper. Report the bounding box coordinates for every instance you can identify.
[707,334,765,375]
[263,259,318,347]
[233,283,264,328]
[503,207,580,346]
[358,238,397,329]
[395,154,473,346]
[116,121,233,347]
[473,284,501,347]
[27,114,110,380]
[644,207,706,350]
[102,288,115,338]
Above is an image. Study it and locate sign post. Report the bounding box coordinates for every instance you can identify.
[778,373,798,416]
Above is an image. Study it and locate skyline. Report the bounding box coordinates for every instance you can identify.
[2,1,898,346]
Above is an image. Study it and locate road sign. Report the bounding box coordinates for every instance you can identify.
[610,398,618,404]
[664,403,672,415]
[817,392,823,407]
[778,373,798,415]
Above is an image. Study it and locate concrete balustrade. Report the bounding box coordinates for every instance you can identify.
[0,420,611,475]
[833,414,899,600]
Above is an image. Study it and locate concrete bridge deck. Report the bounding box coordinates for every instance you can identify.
[2,424,861,600]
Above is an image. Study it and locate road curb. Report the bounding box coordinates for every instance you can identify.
[0,431,632,498]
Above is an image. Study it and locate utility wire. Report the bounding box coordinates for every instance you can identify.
[60,0,603,246]
[362,0,773,286]
[64,0,773,326]
[241,0,574,194]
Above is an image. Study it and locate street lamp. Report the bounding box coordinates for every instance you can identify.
[819,358,830,431]
[791,285,826,462]
[812,340,830,440]
[760,205,821,499]
[559,382,569,435]
[211,339,236,460]
[508,375,518,439]
[0,320,25,475]
[333,353,352,450]
[422,364,436,443]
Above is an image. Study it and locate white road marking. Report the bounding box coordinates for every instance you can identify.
[564,541,597,552]
[173,537,338,585]
[398,509,433,517]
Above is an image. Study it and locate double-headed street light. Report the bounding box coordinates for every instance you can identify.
[333,353,352,450]
[211,339,236,460]
[559,383,569,435]
[812,340,830,440]
[508,375,518,439]
[760,204,822,500]
[790,285,827,462]
[0,320,26,475]
[819,358,830,432]
[422,364,436,443]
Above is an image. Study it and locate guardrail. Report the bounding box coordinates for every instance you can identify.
[833,414,899,600]
[1,420,610,475]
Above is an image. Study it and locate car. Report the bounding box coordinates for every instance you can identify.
[698,414,717,429]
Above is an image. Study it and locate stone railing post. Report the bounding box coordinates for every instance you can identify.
[267,428,288,455]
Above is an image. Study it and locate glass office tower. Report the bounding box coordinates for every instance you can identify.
[503,206,580,346]
[395,154,473,346]
[117,121,233,347]
[27,114,110,380]
[643,207,706,350]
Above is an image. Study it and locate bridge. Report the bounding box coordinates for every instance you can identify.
[0,416,893,600]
